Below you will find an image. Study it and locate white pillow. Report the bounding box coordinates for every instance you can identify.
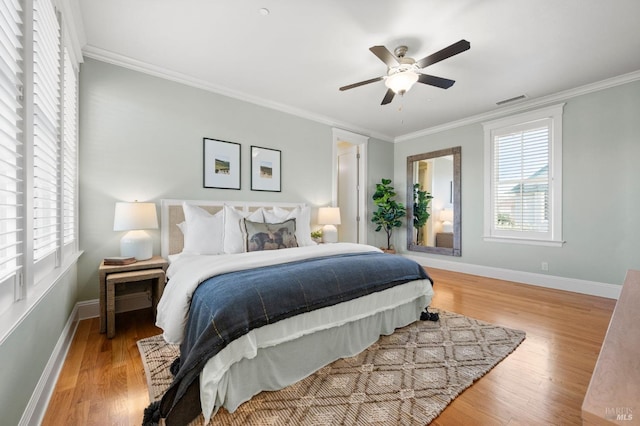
[176,221,186,235]
[262,207,287,223]
[223,205,264,253]
[264,205,316,247]
[181,203,224,255]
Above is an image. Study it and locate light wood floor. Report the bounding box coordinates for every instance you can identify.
[42,268,616,425]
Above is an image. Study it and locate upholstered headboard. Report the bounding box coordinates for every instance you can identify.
[159,199,307,259]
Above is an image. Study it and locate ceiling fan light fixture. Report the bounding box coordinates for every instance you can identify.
[340,40,470,104]
[385,70,419,95]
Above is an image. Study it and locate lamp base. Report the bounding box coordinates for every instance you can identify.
[120,230,153,260]
[322,224,338,243]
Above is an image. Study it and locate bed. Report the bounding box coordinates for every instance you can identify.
[150,199,434,425]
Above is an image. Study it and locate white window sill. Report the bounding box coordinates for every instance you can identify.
[0,251,83,345]
[483,236,565,247]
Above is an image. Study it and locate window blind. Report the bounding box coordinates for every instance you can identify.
[492,120,550,234]
[0,0,81,325]
[33,0,61,262]
[0,0,24,310]
[62,49,76,246]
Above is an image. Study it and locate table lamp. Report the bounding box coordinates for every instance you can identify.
[113,201,158,260]
[318,207,341,243]
[440,209,454,233]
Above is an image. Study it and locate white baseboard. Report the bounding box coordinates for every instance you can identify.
[77,291,152,320]
[19,304,80,426]
[403,254,621,300]
[19,292,153,425]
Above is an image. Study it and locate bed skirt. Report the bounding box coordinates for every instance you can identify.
[200,291,431,421]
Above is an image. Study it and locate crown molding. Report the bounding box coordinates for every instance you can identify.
[82,45,394,142]
[81,44,639,144]
[394,69,640,143]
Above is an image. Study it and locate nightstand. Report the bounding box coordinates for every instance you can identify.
[435,232,454,248]
[99,256,168,338]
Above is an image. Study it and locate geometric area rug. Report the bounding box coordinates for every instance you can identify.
[137,310,525,425]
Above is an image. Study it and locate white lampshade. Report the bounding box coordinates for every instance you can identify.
[385,70,419,94]
[440,209,454,233]
[114,202,159,231]
[113,202,158,260]
[318,207,341,244]
[318,207,341,225]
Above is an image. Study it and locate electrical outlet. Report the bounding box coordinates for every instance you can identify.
[541,262,549,271]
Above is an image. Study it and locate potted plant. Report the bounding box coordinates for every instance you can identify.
[310,229,323,244]
[372,178,406,253]
[413,183,433,244]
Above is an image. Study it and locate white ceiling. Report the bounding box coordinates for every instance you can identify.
[78,0,640,141]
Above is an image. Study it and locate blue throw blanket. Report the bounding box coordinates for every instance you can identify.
[157,251,432,425]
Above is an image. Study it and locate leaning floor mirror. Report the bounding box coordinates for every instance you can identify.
[406,146,461,256]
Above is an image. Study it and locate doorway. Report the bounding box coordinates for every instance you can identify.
[332,128,368,244]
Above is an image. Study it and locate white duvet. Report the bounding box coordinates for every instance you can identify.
[156,242,382,344]
[156,243,434,422]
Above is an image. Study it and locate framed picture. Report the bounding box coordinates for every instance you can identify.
[203,138,241,190]
[251,145,281,192]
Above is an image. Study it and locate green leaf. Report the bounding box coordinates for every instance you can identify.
[371,178,405,244]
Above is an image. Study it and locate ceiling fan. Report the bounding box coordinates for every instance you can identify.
[339,39,470,105]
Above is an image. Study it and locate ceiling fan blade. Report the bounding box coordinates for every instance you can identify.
[369,46,399,67]
[381,89,395,105]
[417,74,456,89]
[416,39,470,69]
[339,76,384,91]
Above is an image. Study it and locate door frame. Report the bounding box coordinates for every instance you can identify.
[332,128,369,244]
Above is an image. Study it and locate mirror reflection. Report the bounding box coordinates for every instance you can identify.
[406,147,461,256]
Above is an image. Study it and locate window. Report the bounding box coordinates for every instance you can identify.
[483,104,564,246]
[33,0,61,281]
[0,0,79,322]
[62,49,77,252]
[0,0,24,314]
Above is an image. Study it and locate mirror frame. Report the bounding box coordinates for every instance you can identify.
[406,146,461,256]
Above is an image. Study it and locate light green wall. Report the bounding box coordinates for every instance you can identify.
[0,266,78,426]
[78,58,394,300]
[394,80,640,286]
[80,58,640,290]
[366,138,395,248]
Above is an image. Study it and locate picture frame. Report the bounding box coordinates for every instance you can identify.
[251,145,281,192]
[203,138,241,190]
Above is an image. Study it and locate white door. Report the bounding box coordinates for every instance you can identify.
[332,128,368,245]
[338,144,359,243]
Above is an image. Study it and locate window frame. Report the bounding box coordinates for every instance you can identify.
[62,47,78,257]
[483,104,565,247]
[0,0,26,314]
[0,0,81,341]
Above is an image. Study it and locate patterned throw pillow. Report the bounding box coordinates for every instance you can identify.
[244,219,298,252]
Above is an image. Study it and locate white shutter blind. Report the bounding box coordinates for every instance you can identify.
[0,0,24,310]
[62,49,76,246]
[492,120,550,235]
[33,0,61,262]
